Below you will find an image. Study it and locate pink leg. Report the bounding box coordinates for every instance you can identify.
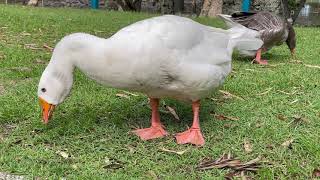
[254,49,268,65]
[175,100,205,146]
[132,98,168,140]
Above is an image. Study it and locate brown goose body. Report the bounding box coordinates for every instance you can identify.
[231,12,290,51]
[219,11,296,57]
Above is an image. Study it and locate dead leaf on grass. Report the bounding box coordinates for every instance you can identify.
[197,153,267,172]
[219,90,244,101]
[122,90,139,96]
[116,93,130,99]
[159,147,187,155]
[0,172,25,180]
[164,105,180,121]
[0,51,5,60]
[24,43,42,50]
[289,60,303,64]
[277,114,287,121]
[0,85,4,95]
[214,114,239,121]
[34,59,47,65]
[313,169,320,177]
[281,139,294,148]
[304,64,320,69]
[277,90,297,95]
[56,150,70,159]
[256,88,273,96]
[292,115,310,124]
[71,164,78,170]
[290,99,299,104]
[43,44,53,52]
[103,157,123,169]
[21,32,31,36]
[225,170,253,180]
[245,69,256,72]
[7,67,32,72]
[243,139,253,153]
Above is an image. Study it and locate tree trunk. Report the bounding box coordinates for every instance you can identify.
[281,0,306,24]
[292,0,306,24]
[115,0,142,11]
[281,0,291,20]
[200,0,222,17]
[161,0,174,14]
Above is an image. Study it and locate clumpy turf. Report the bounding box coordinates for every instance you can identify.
[0,5,320,179]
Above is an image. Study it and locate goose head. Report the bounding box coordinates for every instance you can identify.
[37,34,85,124]
[38,66,73,124]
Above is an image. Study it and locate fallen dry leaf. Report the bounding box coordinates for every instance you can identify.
[289,60,303,64]
[292,115,310,124]
[146,170,159,179]
[34,59,47,65]
[164,105,180,121]
[245,68,255,72]
[0,85,4,95]
[219,90,244,101]
[243,139,253,153]
[304,64,320,69]
[256,88,273,96]
[159,147,187,155]
[103,158,123,169]
[116,93,130,99]
[7,67,32,72]
[281,139,294,148]
[266,144,274,149]
[290,99,299,104]
[0,172,25,180]
[313,169,320,177]
[21,32,31,36]
[122,90,139,97]
[56,150,69,159]
[225,170,253,180]
[255,122,263,128]
[24,43,42,50]
[197,153,267,173]
[214,114,239,121]
[43,44,53,52]
[71,164,78,170]
[277,90,297,95]
[277,114,287,121]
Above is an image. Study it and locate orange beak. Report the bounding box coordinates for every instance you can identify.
[39,98,55,124]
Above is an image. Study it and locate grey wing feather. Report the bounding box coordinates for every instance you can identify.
[231,12,288,50]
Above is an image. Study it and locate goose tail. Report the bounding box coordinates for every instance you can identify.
[218,14,263,54]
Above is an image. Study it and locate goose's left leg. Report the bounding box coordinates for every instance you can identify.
[254,49,268,65]
[175,100,205,146]
[132,98,168,140]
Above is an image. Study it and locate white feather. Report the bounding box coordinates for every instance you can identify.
[38,15,262,104]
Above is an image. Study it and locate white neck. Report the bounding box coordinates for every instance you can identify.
[47,33,137,90]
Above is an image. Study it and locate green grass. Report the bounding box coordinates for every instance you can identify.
[0,5,320,179]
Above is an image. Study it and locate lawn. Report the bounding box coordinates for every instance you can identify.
[0,5,320,179]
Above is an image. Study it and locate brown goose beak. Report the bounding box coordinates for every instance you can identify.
[39,98,55,124]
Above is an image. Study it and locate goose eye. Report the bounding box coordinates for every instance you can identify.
[41,88,46,93]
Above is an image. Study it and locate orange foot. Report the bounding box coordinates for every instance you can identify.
[132,126,168,140]
[254,59,268,65]
[175,128,205,146]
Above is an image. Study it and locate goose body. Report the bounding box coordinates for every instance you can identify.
[38,15,263,145]
[219,12,296,64]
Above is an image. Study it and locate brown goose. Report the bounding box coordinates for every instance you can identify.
[219,11,296,65]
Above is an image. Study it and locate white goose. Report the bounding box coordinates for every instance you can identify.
[38,15,262,146]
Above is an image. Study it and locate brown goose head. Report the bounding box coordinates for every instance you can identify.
[286,21,296,56]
